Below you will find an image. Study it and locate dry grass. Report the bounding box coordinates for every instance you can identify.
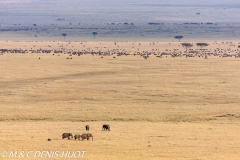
[1,121,240,160]
[0,41,240,159]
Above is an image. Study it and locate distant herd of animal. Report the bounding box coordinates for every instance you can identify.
[61,124,110,141]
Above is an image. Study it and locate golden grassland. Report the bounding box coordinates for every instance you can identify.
[0,40,240,159]
[1,121,240,160]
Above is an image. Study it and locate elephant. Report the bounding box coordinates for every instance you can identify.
[74,134,81,140]
[85,125,90,131]
[62,133,73,139]
[102,124,110,131]
[81,133,93,141]
[86,133,93,141]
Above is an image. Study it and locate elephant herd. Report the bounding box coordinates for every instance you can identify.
[62,124,110,141]
[74,133,93,141]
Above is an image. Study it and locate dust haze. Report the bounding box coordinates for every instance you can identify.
[0,0,240,25]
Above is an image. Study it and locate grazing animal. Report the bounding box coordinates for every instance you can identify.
[62,133,73,139]
[81,133,93,141]
[80,134,88,141]
[102,124,110,131]
[85,125,90,131]
[74,134,81,140]
[86,133,93,141]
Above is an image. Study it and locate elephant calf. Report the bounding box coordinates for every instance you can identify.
[85,125,90,131]
[74,134,81,140]
[62,133,73,139]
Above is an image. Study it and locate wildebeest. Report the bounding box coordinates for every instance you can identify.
[85,125,89,131]
[74,134,81,140]
[62,133,73,139]
[102,124,110,131]
[81,133,93,141]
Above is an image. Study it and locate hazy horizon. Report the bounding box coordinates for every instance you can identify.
[0,0,240,25]
[1,0,240,5]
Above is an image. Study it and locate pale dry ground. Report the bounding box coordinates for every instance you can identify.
[0,41,240,159]
[1,121,240,160]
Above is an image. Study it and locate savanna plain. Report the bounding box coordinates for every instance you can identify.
[0,40,240,160]
[1,0,240,160]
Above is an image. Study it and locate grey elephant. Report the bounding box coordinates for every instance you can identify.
[102,124,110,131]
[74,134,81,140]
[81,133,93,141]
[85,125,90,131]
[62,133,73,139]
